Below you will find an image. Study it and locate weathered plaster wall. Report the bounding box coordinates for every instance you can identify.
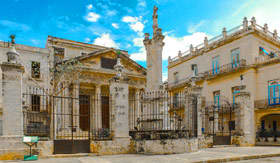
[0,137,53,160]
[90,137,212,155]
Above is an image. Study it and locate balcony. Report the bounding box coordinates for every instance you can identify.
[255,99,280,109]
[255,54,280,66]
[204,59,247,79]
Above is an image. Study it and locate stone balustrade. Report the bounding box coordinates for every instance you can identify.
[168,17,280,66]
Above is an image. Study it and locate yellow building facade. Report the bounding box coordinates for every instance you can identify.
[168,17,280,145]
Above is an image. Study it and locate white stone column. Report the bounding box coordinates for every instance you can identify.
[95,85,102,130]
[235,92,255,146]
[197,95,203,137]
[74,83,80,131]
[110,81,130,139]
[1,62,24,136]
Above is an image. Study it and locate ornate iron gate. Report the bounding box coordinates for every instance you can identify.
[202,97,239,145]
[53,95,90,154]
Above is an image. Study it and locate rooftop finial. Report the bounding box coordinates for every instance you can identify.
[10,34,16,45]
[243,17,248,30]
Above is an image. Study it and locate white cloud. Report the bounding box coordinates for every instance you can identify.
[122,16,138,23]
[130,21,144,33]
[130,32,208,61]
[162,72,168,82]
[112,23,119,29]
[107,10,117,16]
[30,39,41,45]
[130,47,146,61]
[248,0,280,32]
[0,20,30,31]
[85,37,91,43]
[138,0,146,7]
[188,20,206,33]
[122,16,145,33]
[93,33,119,48]
[87,4,93,10]
[85,12,100,22]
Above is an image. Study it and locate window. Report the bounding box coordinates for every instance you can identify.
[101,57,117,69]
[54,47,65,63]
[31,61,40,79]
[268,80,280,105]
[231,48,240,68]
[191,64,198,76]
[213,91,220,109]
[212,56,220,75]
[31,95,40,112]
[232,87,241,104]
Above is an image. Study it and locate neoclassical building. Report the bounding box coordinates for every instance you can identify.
[168,17,280,145]
[0,35,146,136]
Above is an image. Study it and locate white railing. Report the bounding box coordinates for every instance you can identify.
[169,22,280,64]
[255,54,280,65]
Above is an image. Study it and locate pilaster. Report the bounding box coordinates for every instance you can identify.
[1,62,24,136]
[235,91,255,146]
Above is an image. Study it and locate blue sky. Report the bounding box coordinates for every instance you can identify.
[1,0,280,81]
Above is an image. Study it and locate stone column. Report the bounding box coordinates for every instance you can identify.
[197,95,203,137]
[110,81,129,139]
[73,83,80,131]
[95,85,102,129]
[1,62,24,136]
[184,85,203,137]
[235,92,255,146]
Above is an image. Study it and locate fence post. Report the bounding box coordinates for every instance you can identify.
[235,91,255,146]
[1,62,24,136]
[184,85,203,137]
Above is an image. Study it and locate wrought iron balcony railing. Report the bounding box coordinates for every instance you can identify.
[204,59,246,79]
[255,99,280,109]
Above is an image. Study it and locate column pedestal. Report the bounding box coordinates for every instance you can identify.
[0,62,24,137]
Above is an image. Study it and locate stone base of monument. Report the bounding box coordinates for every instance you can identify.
[89,137,213,155]
[0,137,53,160]
[90,138,133,155]
[134,138,200,155]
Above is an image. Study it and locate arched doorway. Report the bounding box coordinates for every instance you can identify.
[256,114,280,145]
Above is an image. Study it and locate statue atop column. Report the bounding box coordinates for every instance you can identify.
[153,6,158,35]
[144,6,165,91]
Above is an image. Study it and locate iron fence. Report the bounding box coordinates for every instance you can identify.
[22,86,113,141]
[201,101,240,136]
[22,87,51,138]
[129,91,190,140]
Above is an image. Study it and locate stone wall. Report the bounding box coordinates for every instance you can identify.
[134,138,199,155]
[0,137,53,160]
[90,137,213,155]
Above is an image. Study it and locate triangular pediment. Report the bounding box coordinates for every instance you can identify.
[77,49,146,76]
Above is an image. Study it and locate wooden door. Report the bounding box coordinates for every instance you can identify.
[101,96,110,129]
[79,95,90,131]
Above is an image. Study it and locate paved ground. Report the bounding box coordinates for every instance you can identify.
[230,157,280,162]
[1,146,280,163]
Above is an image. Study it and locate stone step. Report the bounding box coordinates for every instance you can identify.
[213,145,237,148]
